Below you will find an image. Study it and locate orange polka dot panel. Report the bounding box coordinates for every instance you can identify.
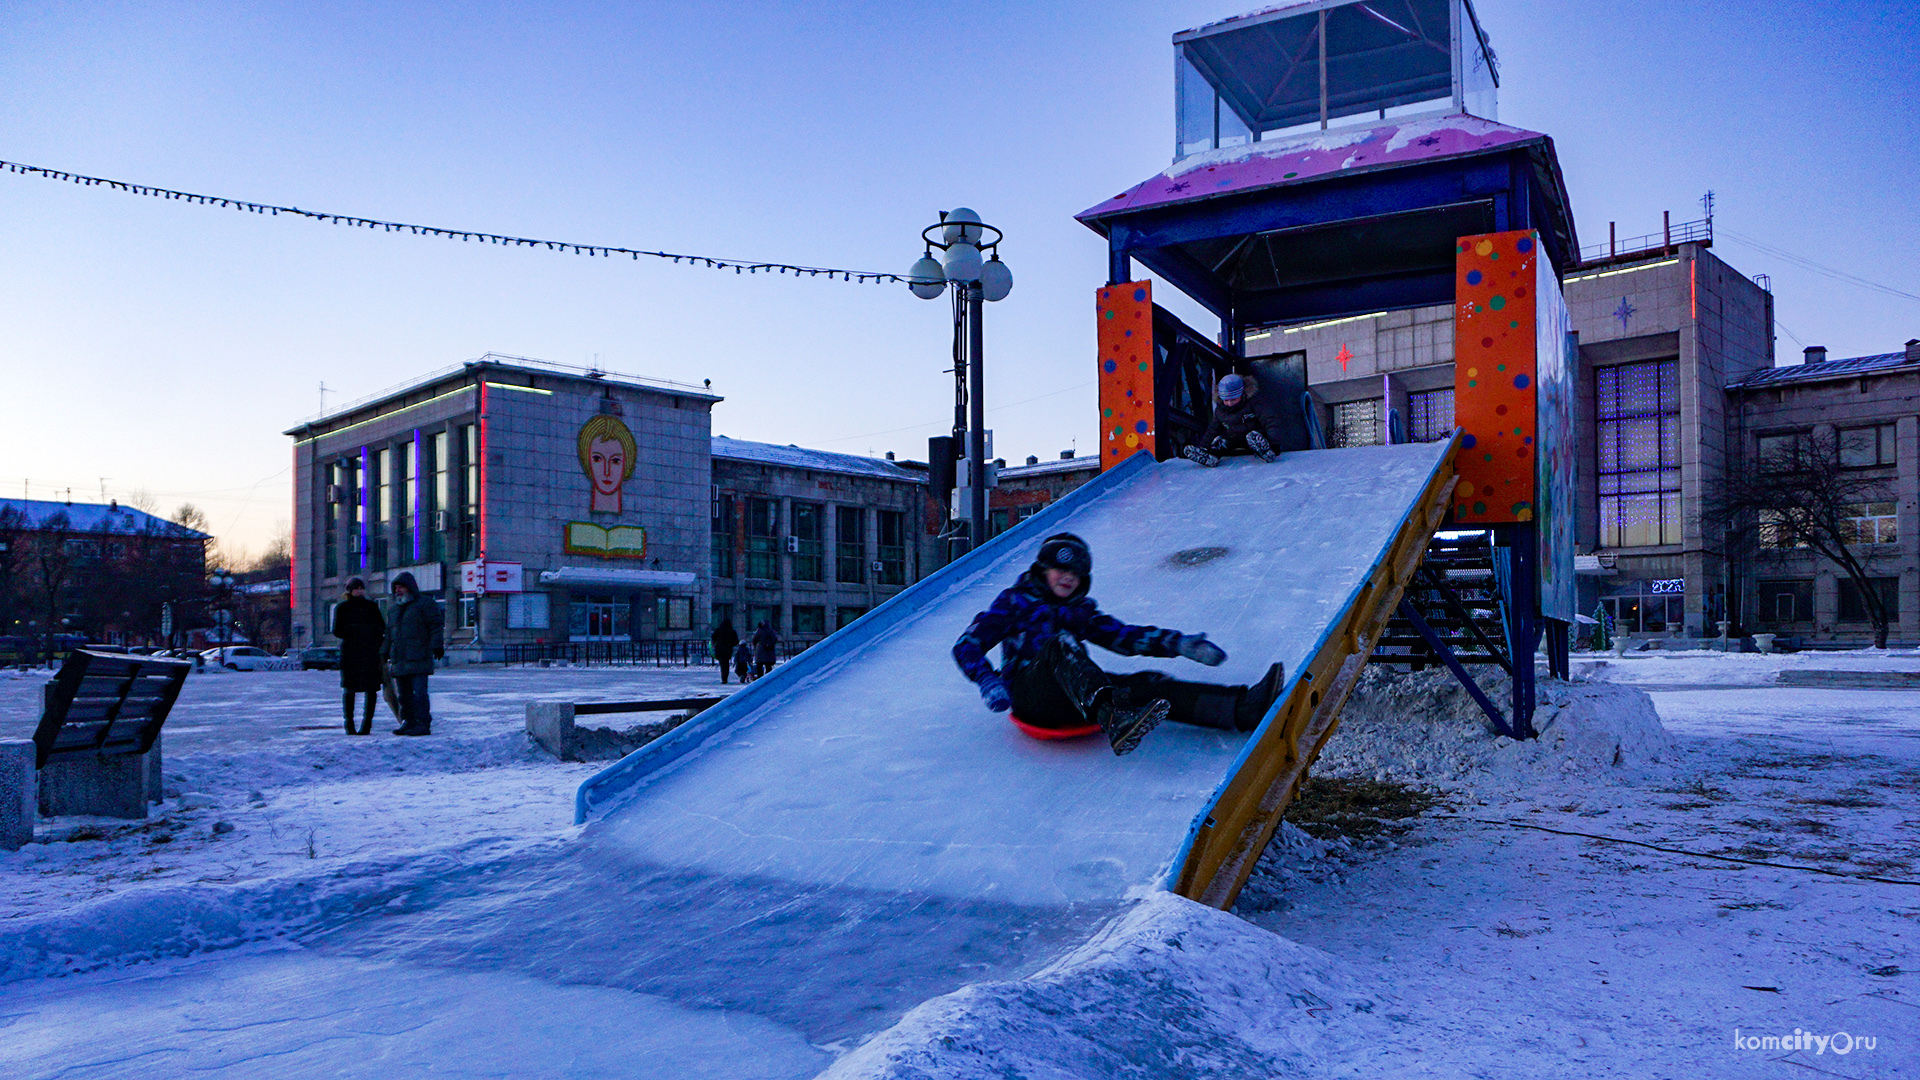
[1096,280,1155,470]
[1453,230,1540,523]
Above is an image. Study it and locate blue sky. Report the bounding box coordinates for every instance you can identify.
[2,1,1914,557]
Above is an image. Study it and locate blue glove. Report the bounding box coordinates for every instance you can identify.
[1176,633,1227,667]
[978,675,1012,713]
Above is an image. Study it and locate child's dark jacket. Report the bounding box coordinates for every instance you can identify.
[952,570,1182,685]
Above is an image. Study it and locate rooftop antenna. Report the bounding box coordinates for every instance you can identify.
[1701,190,1715,231]
[99,478,109,501]
[319,381,330,414]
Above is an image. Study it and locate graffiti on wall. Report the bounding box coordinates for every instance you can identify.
[578,414,637,514]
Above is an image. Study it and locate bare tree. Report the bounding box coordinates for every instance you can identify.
[1709,430,1897,648]
[19,512,77,662]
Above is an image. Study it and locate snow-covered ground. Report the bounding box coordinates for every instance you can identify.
[1,661,1913,1077]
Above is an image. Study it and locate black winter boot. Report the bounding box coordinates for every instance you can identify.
[342,692,356,736]
[1235,663,1286,731]
[358,693,375,736]
[1181,444,1220,468]
[1098,695,1169,756]
[1246,430,1278,463]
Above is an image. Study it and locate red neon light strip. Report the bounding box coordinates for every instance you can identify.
[288,442,298,622]
[1690,257,1697,321]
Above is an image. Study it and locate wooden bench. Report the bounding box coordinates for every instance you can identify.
[1,651,192,845]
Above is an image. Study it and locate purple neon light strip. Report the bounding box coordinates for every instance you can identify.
[412,430,423,563]
[359,446,370,568]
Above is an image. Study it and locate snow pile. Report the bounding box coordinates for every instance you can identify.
[1313,667,1673,791]
[167,730,548,793]
[824,891,1380,1080]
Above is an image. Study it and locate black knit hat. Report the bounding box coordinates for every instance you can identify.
[345,577,366,591]
[1035,533,1092,576]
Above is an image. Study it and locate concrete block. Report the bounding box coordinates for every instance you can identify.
[145,731,163,805]
[527,701,576,759]
[39,750,152,820]
[1,741,33,850]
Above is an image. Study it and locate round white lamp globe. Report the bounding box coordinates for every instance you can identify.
[942,208,984,246]
[907,255,947,299]
[980,257,1013,302]
[942,242,983,283]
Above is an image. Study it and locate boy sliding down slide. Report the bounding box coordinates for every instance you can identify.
[1181,372,1278,467]
[952,533,1285,756]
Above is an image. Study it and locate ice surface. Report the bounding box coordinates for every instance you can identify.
[593,442,1452,906]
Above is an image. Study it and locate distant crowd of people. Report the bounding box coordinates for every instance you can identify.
[709,617,778,684]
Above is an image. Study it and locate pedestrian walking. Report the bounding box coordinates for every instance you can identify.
[732,642,753,683]
[331,578,386,735]
[751,620,778,680]
[711,618,740,684]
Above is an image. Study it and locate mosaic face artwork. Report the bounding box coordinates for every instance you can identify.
[577,414,637,514]
[1453,231,1543,525]
[1097,281,1155,471]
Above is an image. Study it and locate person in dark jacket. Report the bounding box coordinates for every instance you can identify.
[1182,373,1278,467]
[711,619,740,683]
[331,578,386,735]
[952,533,1284,756]
[732,642,753,683]
[751,621,778,679]
[382,572,444,736]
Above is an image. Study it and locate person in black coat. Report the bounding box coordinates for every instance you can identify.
[711,618,740,683]
[751,621,778,680]
[331,578,386,735]
[382,572,444,736]
[1181,373,1279,467]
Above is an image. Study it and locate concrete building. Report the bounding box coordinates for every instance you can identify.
[987,451,1100,538]
[709,438,942,647]
[286,357,718,660]
[1725,341,1920,645]
[0,498,209,654]
[1247,236,1777,638]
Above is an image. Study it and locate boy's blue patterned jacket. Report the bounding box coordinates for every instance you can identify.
[952,570,1183,685]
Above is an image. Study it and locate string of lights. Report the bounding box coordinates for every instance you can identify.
[0,157,911,284]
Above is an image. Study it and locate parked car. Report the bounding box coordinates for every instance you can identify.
[298,646,341,671]
[201,646,279,671]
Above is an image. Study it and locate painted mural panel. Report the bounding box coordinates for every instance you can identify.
[1533,248,1576,622]
[1452,231,1539,524]
[1097,281,1155,470]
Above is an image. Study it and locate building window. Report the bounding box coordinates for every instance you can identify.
[792,502,824,582]
[347,456,365,572]
[1758,510,1809,550]
[836,605,867,630]
[1838,577,1899,623]
[746,498,779,580]
[1601,588,1683,635]
[569,594,630,640]
[988,505,1039,539]
[431,431,450,562]
[1839,424,1897,468]
[1756,430,1811,470]
[1596,359,1681,547]
[372,447,391,571]
[506,592,549,629]
[711,492,735,578]
[792,604,825,637]
[1407,388,1455,443]
[836,506,866,584]
[878,510,907,586]
[399,439,417,564]
[1841,502,1899,545]
[710,603,732,632]
[459,424,479,561]
[324,461,342,578]
[1330,399,1381,448]
[458,595,477,629]
[656,595,692,631]
[1756,579,1813,624]
[747,604,778,636]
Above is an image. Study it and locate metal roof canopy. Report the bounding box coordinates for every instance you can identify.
[1175,0,1496,156]
[1079,119,1577,329]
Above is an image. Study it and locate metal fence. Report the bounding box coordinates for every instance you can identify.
[503,638,823,667]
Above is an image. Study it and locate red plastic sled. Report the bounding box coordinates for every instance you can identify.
[1010,715,1102,741]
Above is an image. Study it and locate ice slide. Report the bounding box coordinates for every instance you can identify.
[1,442,1457,1079]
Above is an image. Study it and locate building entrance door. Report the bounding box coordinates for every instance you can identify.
[569,593,631,641]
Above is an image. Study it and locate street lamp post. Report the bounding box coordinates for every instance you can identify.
[909,209,1012,552]
[208,569,235,649]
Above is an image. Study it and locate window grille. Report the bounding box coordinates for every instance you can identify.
[1596,359,1680,547]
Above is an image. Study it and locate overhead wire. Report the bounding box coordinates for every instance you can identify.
[0,158,912,285]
